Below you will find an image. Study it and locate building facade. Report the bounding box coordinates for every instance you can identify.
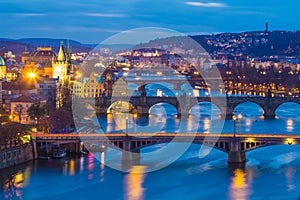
[10,94,46,124]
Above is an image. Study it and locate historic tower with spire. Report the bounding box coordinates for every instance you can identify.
[52,41,72,81]
[52,41,73,108]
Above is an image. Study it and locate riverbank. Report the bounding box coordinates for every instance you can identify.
[0,144,33,169]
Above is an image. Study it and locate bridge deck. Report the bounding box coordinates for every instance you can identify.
[31,133,300,139]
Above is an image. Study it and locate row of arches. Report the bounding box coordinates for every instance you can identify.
[128,82,209,97]
[107,101,300,119]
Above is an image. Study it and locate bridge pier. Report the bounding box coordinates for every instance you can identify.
[31,138,38,159]
[122,135,141,163]
[122,150,140,171]
[263,113,276,119]
[228,138,246,164]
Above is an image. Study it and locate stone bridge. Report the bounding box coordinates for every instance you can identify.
[32,133,300,165]
[91,96,300,119]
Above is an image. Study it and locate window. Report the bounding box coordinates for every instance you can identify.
[3,153,5,160]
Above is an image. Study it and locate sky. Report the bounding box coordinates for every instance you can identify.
[1,0,299,44]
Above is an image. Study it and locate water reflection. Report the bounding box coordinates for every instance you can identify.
[284,167,296,191]
[69,159,75,176]
[234,102,264,118]
[124,166,147,200]
[88,153,94,180]
[2,169,28,200]
[229,168,251,200]
[100,152,105,182]
[245,118,252,132]
[287,119,294,132]
[101,102,300,134]
[203,118,211,133]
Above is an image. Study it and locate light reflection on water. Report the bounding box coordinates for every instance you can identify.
[228,168,251,200]
[1,102,300,199]
[99,102,300,134]
[124,166,147,200]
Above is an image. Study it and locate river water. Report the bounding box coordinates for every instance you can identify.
[1,102,300,199]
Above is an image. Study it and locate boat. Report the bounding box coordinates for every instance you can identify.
[53,147,67,158]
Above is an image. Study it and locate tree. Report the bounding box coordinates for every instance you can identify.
[48,106,74,133]
[27,102,46,126]
[13,104,24,123]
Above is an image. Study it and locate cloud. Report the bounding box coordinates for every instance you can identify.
[82,13,128,18]
[185,1,227,8]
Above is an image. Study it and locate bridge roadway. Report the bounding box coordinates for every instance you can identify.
[31,133,300,164]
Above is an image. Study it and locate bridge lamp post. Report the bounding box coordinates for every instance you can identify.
[133,114,138,134]
[232,114,243,138]
[125,117,129,136]
[232,115,237,138]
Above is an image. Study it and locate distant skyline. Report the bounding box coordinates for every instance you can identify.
[1,0,299,44]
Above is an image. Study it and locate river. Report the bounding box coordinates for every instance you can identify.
[1,102,300,199]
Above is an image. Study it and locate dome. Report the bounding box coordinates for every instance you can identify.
[31,47,57,57]
[0,56,5,66]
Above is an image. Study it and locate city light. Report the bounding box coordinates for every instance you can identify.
[286,138,294,145]
[27,72,36,78]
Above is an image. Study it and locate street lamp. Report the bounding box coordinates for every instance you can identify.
[133,114,138,134]
[232,113,243,138]
[125,117,129,136]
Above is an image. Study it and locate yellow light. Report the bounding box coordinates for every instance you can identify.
[237,114,243,120]
[9,115,13,119]
[287,138,294,145]
[134,114,138,119]
[247,138,255,143]
[27,72,36,78]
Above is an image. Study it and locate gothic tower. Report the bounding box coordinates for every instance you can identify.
[52,41,71,81]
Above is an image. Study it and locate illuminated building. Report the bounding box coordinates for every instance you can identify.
[52,41,72,81]
[10,94,46,124]
[37,77,57,108]
[22,47,56,78]
[73,73,105,98]
[0,56,6,79]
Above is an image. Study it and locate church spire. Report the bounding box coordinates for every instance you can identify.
[57,41,66,62]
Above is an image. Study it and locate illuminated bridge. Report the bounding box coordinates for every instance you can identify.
[31,133,300,164]
[92,96,300,119]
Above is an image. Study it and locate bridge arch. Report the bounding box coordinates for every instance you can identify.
[107,101,137,114]
[148,102,178,116]
[275,102,300,118]
[189,102,221,118]
[233,102,264,118]
[243,142,299,153]
[140,82,177,97]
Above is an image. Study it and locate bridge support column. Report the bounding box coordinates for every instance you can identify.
[122,150,140,162]
[136,106,149,118]
[220,107,234,120]
[263,113,275,119]
[263,107,276,119]
[228,138,246,164]
[122,136,140,171]
[31,138,38,159]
